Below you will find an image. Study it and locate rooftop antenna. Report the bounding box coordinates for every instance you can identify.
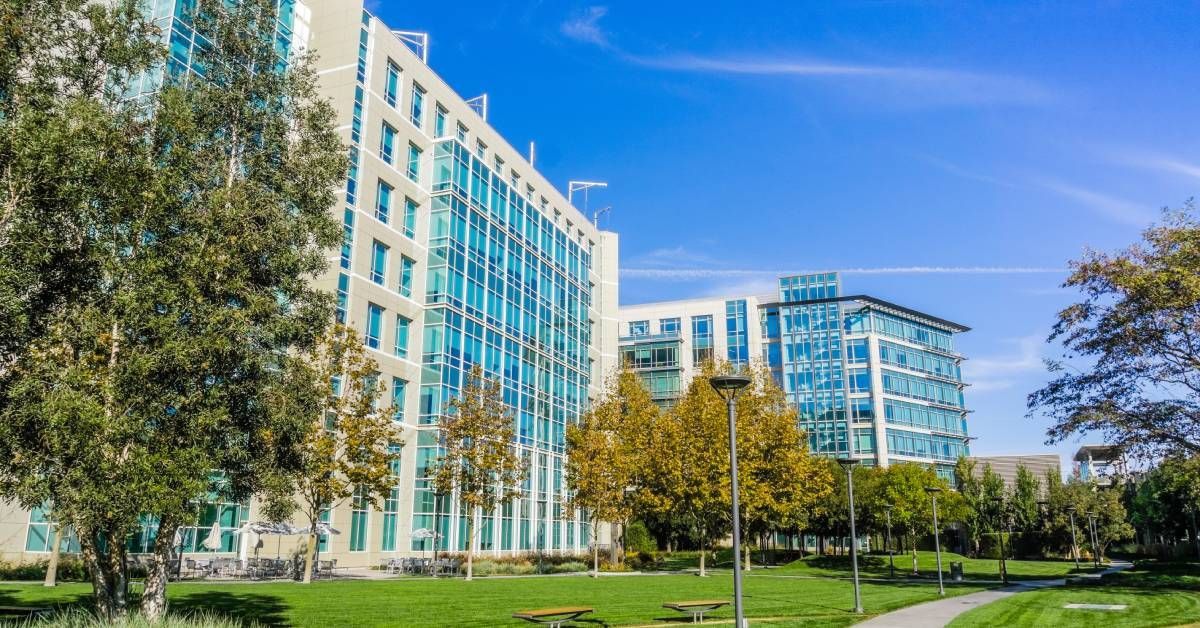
[465,94,488,121]
[529,141,536,167]
[568,181,608,211]
[592,206,612,228]
[392,31,429,64]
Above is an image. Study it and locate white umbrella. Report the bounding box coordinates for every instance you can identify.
[296,522,341,536]
[410,528,436,540]
[201,521,223,552]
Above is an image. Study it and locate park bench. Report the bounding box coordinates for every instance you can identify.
[0,606,51,619]
[511,606,594,627]
[663,600,730,624]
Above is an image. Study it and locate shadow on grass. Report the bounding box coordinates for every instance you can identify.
[805,554,888,572]
[171,590,290,627]
[0,587,92,616]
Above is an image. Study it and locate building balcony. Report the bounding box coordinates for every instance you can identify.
[618,330,682,344]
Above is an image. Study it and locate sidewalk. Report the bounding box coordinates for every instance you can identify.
[855,560,1133,628]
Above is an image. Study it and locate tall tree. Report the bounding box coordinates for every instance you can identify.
[266,324,401,584]
[1030,202,1200,460]
[433,364,526,580]
[0,0,344,617]
[1010,465,1042,533]
[872,463,963,574]
[954,458,986,557]
[565,369,656,576]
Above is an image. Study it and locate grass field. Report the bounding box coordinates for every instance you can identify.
[948,560,1200,628]
[768,550,1099,582]
[0,573,987,627]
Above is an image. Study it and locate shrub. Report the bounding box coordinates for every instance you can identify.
[624,522,656,555]
[0,557,89,582]
[548,561,587,574]
[22,608,252,627]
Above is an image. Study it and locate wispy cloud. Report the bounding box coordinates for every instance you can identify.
[621,266,1066,280]
[1034,178,1155,227]
[625,245,720,270]
[962,334,1044,393]
[1109,150,1200,181]
[914,154,1019,189]
[558,8,1052,107]
[560,6,610,47]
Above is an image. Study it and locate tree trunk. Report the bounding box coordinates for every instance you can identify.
[609,522,619,563]
[911,541,920,575]
[592,524,600,578]
[698,526,707,577]
[302,532,317,584]
[465,509,475,581]
[743,538,751,572]
[43,525,63,587]
[83,529,128,620]
[141,519,179,621]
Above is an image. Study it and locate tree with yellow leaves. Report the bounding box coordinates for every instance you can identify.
[266,323,402,584]
[565,368,659,576]
[433,364,526,580]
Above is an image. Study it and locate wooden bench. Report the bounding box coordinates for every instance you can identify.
[0,606,51,619]
[663,600,730,624]
[512,606,594,627]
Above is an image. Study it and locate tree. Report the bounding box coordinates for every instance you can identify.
[954,458,985,557]
[0,0,344,617]
[565,369,656,576]
[267,324,401,584]
[1010,466,1042,533]
[433,364,526,581]
[736,365,833,570]
[648,361,735,576]
[872,463,963,574]
[1029,202,1200,460]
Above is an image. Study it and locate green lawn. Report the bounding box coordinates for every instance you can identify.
[771,550,1100,582]
[948,562,1200,628]
[0,573,987,627]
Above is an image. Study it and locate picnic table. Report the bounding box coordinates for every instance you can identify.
[663,600,730,624]
[512,606,594,627]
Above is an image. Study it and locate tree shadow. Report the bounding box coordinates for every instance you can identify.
[170,590,290,627]
[806,555,887,572]
[0,587,92,621]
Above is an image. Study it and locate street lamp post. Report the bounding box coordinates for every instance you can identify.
[1086,511,1100,568]
[838,459,863,614]
[884,504,895,579]
[1066,507,1081,570]
[711,373,752,628]
[926,487,945,596]
[990,497,1008,585]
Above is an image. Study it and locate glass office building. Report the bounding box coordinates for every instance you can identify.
[619,273,970,481]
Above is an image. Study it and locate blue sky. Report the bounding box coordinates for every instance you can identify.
[369,1,1200,466]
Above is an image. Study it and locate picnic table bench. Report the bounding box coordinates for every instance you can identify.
[512,606,594,627]
[663,600,730,624]
[0,606,51,619]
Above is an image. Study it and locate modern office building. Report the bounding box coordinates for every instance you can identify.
[1,0,620,567]
[967,454,1062,490]
[619,273,971,481]
[1073,445,1124,486]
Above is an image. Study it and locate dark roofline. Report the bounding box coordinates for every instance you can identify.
[762,294,971,333]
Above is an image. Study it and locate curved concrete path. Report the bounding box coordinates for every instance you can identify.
[856,560,1133,628]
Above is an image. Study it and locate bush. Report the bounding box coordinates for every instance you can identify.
[0,557,88,582]
[547,561,587,574]
[21,608,252,627]
[625,522,656,555]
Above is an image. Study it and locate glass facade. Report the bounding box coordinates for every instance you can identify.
[413,138,596,552]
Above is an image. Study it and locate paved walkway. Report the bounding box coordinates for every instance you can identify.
[856,560,1133,628]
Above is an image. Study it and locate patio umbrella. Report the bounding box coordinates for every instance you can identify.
[295,522,341,536]
[235,522,298,559]
[201,521,223,552]
[410,528,436,561]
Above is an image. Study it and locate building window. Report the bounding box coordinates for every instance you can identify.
[366,303,383,349]
[399,256,414,298]
[628,320,648,336]
[493,155,504,173]
[851,397,874,419]
[335,273,350,323]
[406,143,421,181]
[392,377,407,421]
[691,315,714,364]
[409,83,425,129]
[370,240,387,285]
[380,123,396,164]
[726,299,749,366]
[660,317,680,335]
[433,104,447,138]
[848,368,870,394]
[847,338,869,364]
[381,487,400,551]
[384,61,400,108]
[394,315,410,359]
[340,209,354,270]
[349,487,368,552]
[402,197,417,238]
[456,122,468,143]
[475,139,487,159]
[375,180,393,224]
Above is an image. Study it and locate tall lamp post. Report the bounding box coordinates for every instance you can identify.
[838,459,863,613]
[925,487,945,596]
[884,504,895,579]
[1066,506,1081,570]
[989,497,1008,585]
[1086,511,1100,568]
[711,373,752,628]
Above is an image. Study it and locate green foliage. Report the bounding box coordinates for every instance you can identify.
[624,521,656,554]
[866,463,963,574]
[1030,201,1200,459]
[19,609,253,628]
[1010,465,1042,533]
[0,558,88,582]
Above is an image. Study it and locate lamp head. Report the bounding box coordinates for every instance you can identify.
[837,458,860,469]
[924,486,943,495]
[710,374,752,398]
[1067,506,1077,513]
